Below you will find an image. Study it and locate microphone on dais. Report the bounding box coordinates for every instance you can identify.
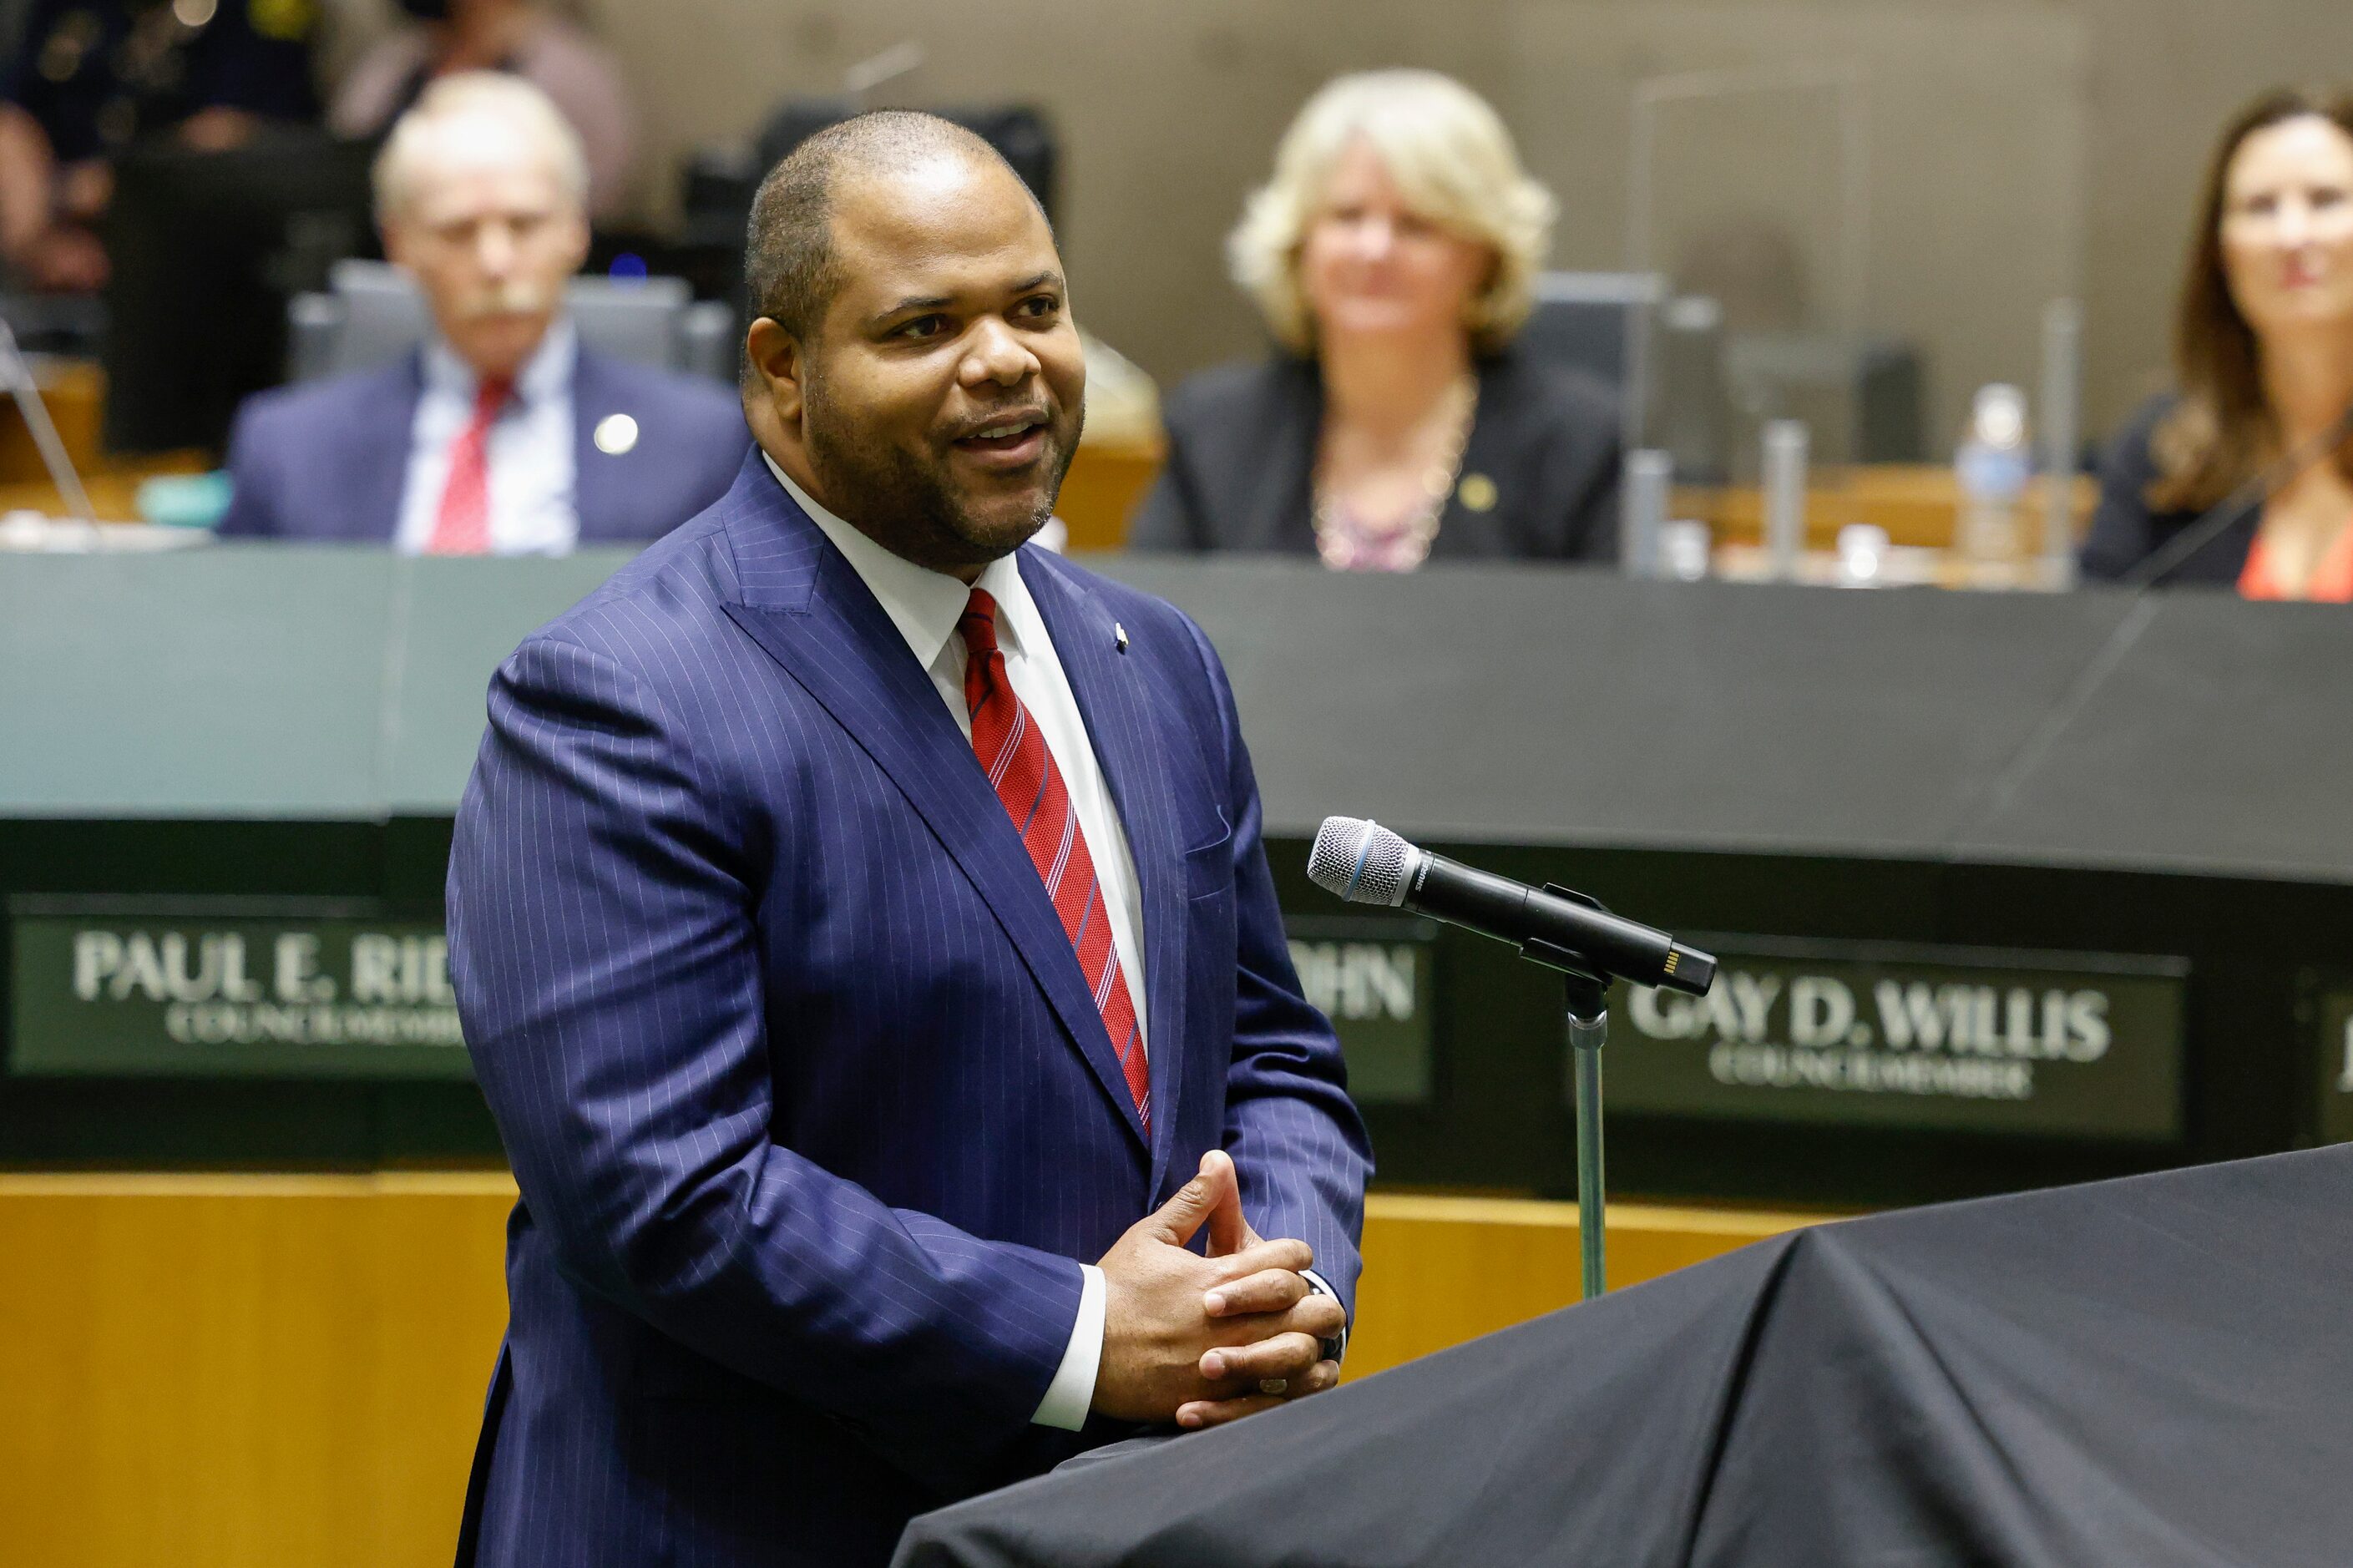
[1308,816,1715,995]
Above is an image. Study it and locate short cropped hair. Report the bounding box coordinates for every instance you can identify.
[372,73,590,222]
[1227,70,1556,357]
[743,110,1017,353]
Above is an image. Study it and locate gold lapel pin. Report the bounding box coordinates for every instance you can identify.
[1114,623,1129,653]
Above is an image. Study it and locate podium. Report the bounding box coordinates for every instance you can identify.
[897,1146,2353,1566]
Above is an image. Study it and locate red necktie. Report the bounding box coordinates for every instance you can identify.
[959,588,1149,1129]
[424,377,512,556]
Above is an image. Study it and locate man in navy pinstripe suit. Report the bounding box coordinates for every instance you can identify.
[445,113,1372,1565]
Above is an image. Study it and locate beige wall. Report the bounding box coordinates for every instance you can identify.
[372,0,2350,441]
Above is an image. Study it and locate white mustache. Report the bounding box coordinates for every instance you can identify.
[457,280,555,318]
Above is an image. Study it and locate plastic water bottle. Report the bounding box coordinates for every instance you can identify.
[1955,384,2032,569]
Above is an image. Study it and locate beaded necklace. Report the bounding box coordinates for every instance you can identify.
[1312,377,1478,572]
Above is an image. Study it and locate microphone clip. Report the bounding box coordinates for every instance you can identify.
[1521,887,1616,1022]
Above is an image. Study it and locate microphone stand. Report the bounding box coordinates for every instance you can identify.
[1523,915,1617,1302]
[0,317,99,534]
[1307,819,1716,1301]
[1563,973,1610,1302]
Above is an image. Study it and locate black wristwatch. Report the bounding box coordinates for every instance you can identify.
[1303,1272,1346,1363]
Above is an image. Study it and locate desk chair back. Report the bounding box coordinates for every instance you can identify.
[287,260,734,384]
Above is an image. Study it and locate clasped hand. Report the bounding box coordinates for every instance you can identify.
[1092,1149,1344,1430]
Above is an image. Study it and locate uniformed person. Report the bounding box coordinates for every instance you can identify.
[328,0,635,221]
[0,0,320,291]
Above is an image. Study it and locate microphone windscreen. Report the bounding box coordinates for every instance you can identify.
[1308,817,1414,908]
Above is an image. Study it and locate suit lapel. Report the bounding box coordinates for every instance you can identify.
[1246,358,1320,554]
[1024,553,1190,1196]
[1430,358,1510,557]
[716,475,1151,1153]
[349,355,422,543]
[569,349,630,544]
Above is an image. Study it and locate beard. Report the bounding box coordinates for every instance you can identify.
[800,367,1082,574]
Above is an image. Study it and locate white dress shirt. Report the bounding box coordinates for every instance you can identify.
[394,320,580,556]
[762,453,1139,1431]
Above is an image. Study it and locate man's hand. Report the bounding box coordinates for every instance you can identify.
[1187,1156,1343,1429]
[1092,1150,1344,1428]
[1190,1266,1342,1428]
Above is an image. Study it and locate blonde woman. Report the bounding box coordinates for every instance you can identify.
[1131,70,1621,568]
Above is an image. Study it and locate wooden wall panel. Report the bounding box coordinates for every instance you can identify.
[0,1175,513,1568]
[1346,1195,1819,1377]
[0,1176,1819,1565]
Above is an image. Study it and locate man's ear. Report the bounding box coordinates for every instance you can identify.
[745,316,807,429]
[558,211,592,278]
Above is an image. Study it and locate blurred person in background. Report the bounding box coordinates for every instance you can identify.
[2083,88,2353,597]
[1130,69,1620,569]
[218,72,743,551]
[329,0,635,221]
[0,0,319,292]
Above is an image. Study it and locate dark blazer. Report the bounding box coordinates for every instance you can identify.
[1129,347,1623,562]
[2080,393,2260,586]
[445,451,1372,1567]
[215,346,750,547]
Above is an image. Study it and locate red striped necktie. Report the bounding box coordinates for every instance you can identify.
[424,376,513,556]
[959,587,1149,1129]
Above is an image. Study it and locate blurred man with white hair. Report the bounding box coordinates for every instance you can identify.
[219,73,746,552]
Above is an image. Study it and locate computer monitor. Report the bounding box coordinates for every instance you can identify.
[1718,333,1927,468]
[1517,271,1663,393]
[101,129,377,455]
[1517,271,1729,475]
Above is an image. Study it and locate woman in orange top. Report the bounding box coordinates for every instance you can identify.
[2082,89,2353,598]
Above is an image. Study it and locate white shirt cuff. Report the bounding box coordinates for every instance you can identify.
[1031,1261,1106,1431]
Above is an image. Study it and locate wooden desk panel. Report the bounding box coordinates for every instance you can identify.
[0,358,104,483]
[6,443,1140,539]
[1674,465,2097,550]
[0,355,206,523]
[1055,438,1161,553]
[0,1174,512,1568]
[1347,1195,1821,1377]
[0,452,209,524]
[0,1175,1822,1566]
[1045,448,2094,558]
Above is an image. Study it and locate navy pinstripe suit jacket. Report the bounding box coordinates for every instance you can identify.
[445,449,1372,1566]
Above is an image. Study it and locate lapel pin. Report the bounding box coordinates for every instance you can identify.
[593,412,640,455]
[1114,622,1129,654]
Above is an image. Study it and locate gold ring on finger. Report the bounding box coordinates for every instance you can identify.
[1258,1378,1288,1396]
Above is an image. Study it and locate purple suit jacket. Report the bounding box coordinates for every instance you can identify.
[444,453,1372,1566]
[215,346,750,546]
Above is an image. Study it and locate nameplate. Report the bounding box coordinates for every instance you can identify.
[1285,914,1440,1105]
[1602,936,2188,1141]
[7,899,473,1080]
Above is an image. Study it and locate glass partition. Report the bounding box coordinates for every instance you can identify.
[1507,4,2090,584]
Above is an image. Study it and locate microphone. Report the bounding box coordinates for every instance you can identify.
[1308,817,1715,996]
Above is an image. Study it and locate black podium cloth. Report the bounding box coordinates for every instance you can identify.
[896,1146,2353,1566]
